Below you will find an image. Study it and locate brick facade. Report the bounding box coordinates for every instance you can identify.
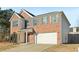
[10,9,70,44]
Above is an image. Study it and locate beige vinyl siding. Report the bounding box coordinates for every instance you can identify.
[61,14,70,43]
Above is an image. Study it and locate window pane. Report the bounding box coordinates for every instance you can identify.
[24,20,29,28]
[33,19,37,26]
[36,19,42,24]
[51,15,57,23]
[76,28,79,32]
[12,20,18,27]
[27,21,30,26]
[42,16,48,24]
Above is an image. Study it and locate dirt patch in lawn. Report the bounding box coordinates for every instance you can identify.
[43,44,79,52]
[0,42,18,51]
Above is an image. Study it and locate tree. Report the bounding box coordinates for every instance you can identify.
[0,9,14,28]
[0,8,15,41]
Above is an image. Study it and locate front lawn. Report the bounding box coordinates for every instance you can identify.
[0,42,18,51]
[43,44,79,52]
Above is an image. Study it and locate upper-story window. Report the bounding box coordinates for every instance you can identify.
[24,20,29,28]
[24,20,32,28]
[69,28,73,32]
[76,27,79,32]
[33,19,37,26]
[42,16,48,24]
[38,19,42,24]
[12,20,18,27]
[27,21,30,26]
[51,15,57,23]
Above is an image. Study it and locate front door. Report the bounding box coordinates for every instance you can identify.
[27,33,35,44]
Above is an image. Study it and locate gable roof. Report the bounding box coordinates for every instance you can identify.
[9,9,35,21]
[36,11,60,16]
[9,12,21,22]
[20,9,35,18]
[36,11,70,26]
[61,11,71,26]
[17,13,24,18]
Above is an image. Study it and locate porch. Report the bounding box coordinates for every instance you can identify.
[17,28,36,44]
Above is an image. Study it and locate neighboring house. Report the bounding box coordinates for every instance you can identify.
[68,27,79,43]
[9,9,70,44]
[69,27,79,34]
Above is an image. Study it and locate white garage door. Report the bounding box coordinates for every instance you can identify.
[36,33,57,44]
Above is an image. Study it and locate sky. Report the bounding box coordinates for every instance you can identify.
[2,7,79,27]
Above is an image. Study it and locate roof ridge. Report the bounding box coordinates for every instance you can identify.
[36,11,63,16]
[20,9,35,17]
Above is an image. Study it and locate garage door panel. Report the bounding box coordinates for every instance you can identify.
[37,33,57,44]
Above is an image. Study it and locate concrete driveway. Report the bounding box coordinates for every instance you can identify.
[3,44,53,52]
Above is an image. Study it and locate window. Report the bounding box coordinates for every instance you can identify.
[27,21,30,26]
[76,27,79,32]
[42,16,48,24]
[33,19,37,26]
[51,15,57,23]
[70,28,73,32]
[38,19,42,24]
[24,20,29,28]
[12,20,18,27]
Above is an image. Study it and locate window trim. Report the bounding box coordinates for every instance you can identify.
[51,15,57,24]
[69,28,73,32]
[12,20,18,27]
[42,16,48,24]
[76,28,79,32]
[33,19,37,26]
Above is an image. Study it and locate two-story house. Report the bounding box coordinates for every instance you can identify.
[9,9,70,44]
